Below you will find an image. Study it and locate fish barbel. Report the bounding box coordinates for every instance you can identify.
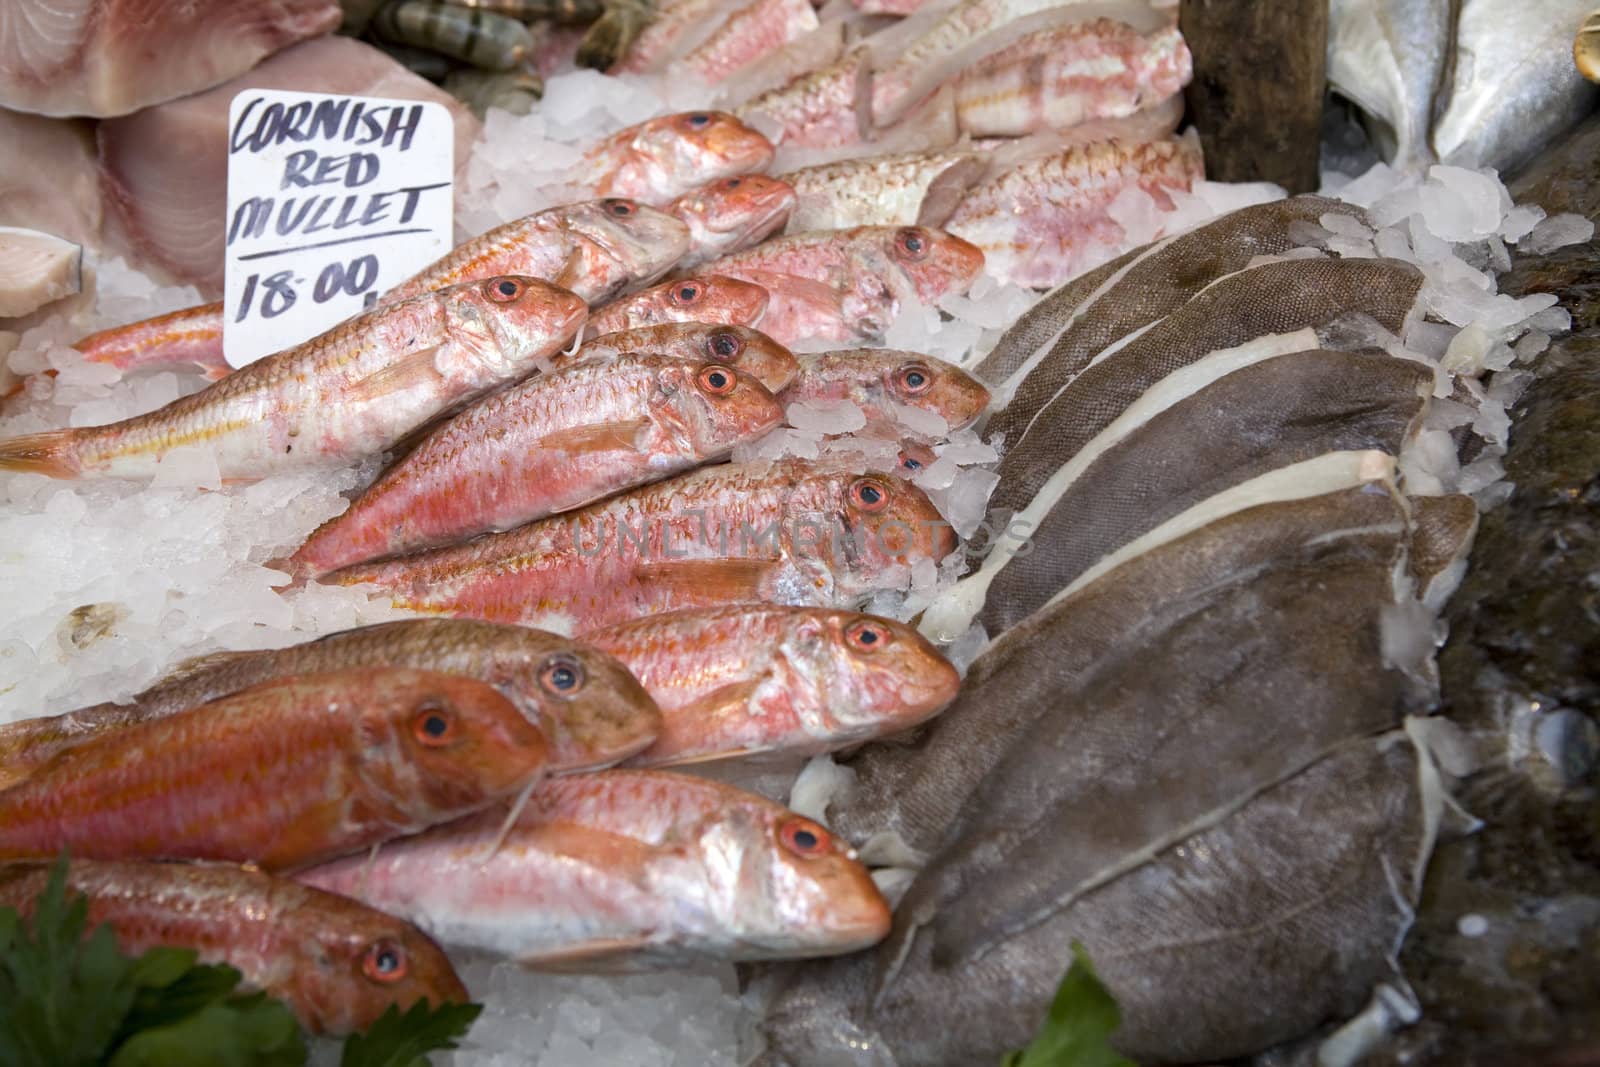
[945,134,1203,289]
[951,19,1193,138]
[672,0,819,84]
[583,112,776,205]
[707,225,984,344]
[0,668,551,870]
[780,150,984,232]
[291,352,784,575]
[320,456,957,633]
[586,273,770,335]
[0,276,586,481]
[668,174,797,269]
[783,349,991,435]
[68,198,685,383]
[583,604,960,766]
[298,769,892,967]
[565,321,799,391]
[0,858,467,1035]
[0,619,659,787]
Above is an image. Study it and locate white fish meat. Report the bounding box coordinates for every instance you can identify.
[0,227,81,317]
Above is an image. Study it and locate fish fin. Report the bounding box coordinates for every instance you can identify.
[738,270,847,318]
[552,248,589,292]
[632,558,777,600]
[537,419,652,455]
[0,429,79,478]
[517,938,656,973]
[200,363,232,382]
[522,820,662,875]
[157,649,254,685]
[916,156,985,229]
[668,678,767,728]
[343,346,448,403]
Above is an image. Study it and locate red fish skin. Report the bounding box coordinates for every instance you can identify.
[563,322,799,393]
[73,302,231,379]
[321,457,957,635]
[585,273,770,336]
[0,668,551,871]
[585,604,962,766]
[667,174,797,269]
[584,112,776,205]
[290,352,784,575]
[673,0,820,85]
[782,349,991,433]
[0,859,468,1035]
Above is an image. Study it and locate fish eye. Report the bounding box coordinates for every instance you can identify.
[684,112,713,128]
[894,362,933,396]
[362,941,409,984]
[412,701,457,747]
[845,619,890,652]
[895,228,928,260]
[899,453,922,471]
[698,364,737,395]
[708,331,744,358]
[605,199,636,216]
[539,654,586,697]
[779,817,831,858]
[849,478,889,513]
[671,282,703,306]
[722,177,743,189]
[487,278,523,302]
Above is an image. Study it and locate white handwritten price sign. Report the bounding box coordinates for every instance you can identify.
[222,89,455,368]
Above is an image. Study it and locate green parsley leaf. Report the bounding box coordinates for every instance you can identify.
[1001,942,1136,1067]
[340,999,484,1067]
[108,992,306,1067]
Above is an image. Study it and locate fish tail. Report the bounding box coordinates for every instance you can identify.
[0,429,81,478]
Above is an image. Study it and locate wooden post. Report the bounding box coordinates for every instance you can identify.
[1179,0,1328,194]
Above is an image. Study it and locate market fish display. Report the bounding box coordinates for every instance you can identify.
[0,859,467,1035]
[0,668,551,870]
[708,226,985,344]
[672,0,820,84]
[563,322,800,391]
[0,0,340,117]
[585,273,771,334]
[944,134,1203,288]
[0,619,659,785]
[70,302,233,381]
[0,276,587,481]
[0,227,81,317]
[950,20,1193,138]
[582,112,776,204]
[299,770,892,967]
[668,175,797,268]
[320,457,956,633]
[780,151,984,232]
[783,350,991,435]
[291,352,784,575]
[584,605,960,766]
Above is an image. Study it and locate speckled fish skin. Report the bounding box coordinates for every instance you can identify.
[321,457,957,634]
[707,225,985,344]
[385,198,690,305]
[292,353,784,575]
[780,151,982,232]
[298,769,892,967]
[584,604,960,766]
[564,321,799,392]
[72,301,231,380]
[0,668,551,871]
[584,112,776,205]
[611,0,719,73]
[784,349,991,434]
[674,0,820,84]
[668,174,797,269]
[0,276,587,481]
[0,859,467,1035]
[737,50,870,150]
[0,619,658,787]
[586,273,770,335]
[953,20,1193,138]
[946,134,1203,289]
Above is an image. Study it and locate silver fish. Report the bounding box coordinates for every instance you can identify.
[1326,0,1458,169]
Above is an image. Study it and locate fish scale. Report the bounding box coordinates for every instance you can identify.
[322,457,955,634]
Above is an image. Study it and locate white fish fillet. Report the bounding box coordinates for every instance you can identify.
[0,227,81,318]
[0,109,101,248]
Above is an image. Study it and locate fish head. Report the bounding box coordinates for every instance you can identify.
[673,174,797,246]
[884,226,985,302]
[494,644,665,771]
[447,275,588,376]
[640,112,776,194]
[378,671,552,813]
[727,806,891,957]
[788,611,960,738]
[563,199,693,289]
[668,274,771,326]
[285,891,469,1035]
[696,324,799,392]
[652,358,786,457]
[879,353,990,431]
[891,442,938,479]
[828,470,957,597]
